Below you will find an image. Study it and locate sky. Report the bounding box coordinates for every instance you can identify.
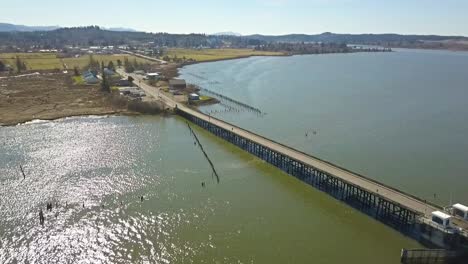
[2,0,468,36]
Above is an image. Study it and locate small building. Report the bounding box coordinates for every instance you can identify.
[188,93,200,101]
[453,204,468,220]
[169,79,186,90]
[116,78,132,87]
[82,71,99,84]
[431,211,452,228]
[130,90,146,98]
[118,87,138,95]
[84,75,99,84]
[103,68,115,76]
[118,87,146,98]
[145,72,160,81]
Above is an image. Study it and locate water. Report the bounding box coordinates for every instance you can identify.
[1,116,418,263]
[180,49,468,205]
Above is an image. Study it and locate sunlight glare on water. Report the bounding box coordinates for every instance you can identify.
[1,115,420,263]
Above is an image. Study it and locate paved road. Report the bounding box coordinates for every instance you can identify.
[119,50,167,64]
[117,69,176,108]
[119,68,468,232]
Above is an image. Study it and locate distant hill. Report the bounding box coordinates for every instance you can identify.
[105,27,137,32]
[212,32,242,36]
[246,32,468,44]
[0,23,137,32]
[0,23,59,32]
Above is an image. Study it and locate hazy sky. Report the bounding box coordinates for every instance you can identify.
[3,0,468,36]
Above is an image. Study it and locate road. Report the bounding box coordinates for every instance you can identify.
[118,68,468,232]
[116,68,176,108]
[119,50,167,64]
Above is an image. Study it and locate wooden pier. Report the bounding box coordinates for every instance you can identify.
[177,107,425,230]
[117,68,467,249]
[176,105,468,243]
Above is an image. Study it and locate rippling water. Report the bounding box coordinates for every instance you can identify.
[1,115,419,263]
[180,49,468,205]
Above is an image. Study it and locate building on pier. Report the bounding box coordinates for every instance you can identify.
[453,204,468,220]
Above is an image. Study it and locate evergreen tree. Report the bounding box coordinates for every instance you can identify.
[132,58,139,70]
[116,59,122,67]
[100,61,110,92]
[107,61,115,71]
[73,66,80,76]
[0,60,5,72]
[124,57,134,73]
[15,56,26,73]
[88,54,99,69]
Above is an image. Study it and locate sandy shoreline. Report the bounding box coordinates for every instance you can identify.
[0,111,142,127]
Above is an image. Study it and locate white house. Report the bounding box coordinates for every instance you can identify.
[145,72,160,80]
[188,93,200,100]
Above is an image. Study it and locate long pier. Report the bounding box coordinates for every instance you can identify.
[177,106,434,220]
[117,68,467,249]
[176,105,468,248]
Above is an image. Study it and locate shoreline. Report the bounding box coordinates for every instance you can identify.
[169,54,290,81]
[179,53,290,67]
[0,111,141,127]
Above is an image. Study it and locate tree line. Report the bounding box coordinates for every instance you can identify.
[1,27,466,51]
[0,27,268,50]
[255,42,352,54]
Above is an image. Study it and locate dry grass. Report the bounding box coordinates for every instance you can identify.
[0,73,129,125]
[165,48,285,62]
[0,53,158,71]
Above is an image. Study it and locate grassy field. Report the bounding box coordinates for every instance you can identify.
[0,53,157,71]
[72,76,86,85]
[165,48,285,62]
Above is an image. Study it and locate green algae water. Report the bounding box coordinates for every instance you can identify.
[1,115,419,263]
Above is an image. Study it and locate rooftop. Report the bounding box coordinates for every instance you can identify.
[432,211,451,220]
[453,203,468,212]
[169,79,186,85]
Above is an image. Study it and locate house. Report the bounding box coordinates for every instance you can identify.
[82,71,93,78]
[169,79,186,90]
[118,87,136,95]
[145,72,160,81]
[118,87,146,98]
[188,93,200,101]
[84,75,99,84]
[103,68,115,76]
[82,71,99,84]
[116,78,132,87]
